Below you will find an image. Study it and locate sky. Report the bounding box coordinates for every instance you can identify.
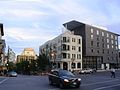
[0,0,120,55]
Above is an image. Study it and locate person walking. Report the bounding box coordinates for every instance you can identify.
[111,68,115,78]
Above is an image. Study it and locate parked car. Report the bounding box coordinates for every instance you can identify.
[48,69,81,89]
[79,68,95,74]
[6,71,17,77]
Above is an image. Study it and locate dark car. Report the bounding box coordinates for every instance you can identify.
[48,69,81,89]
[7,71,17,77]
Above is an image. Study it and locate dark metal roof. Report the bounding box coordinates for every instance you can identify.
[63,20,84,30]
[0,24,4,36]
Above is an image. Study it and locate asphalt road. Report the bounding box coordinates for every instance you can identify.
[0,70,120,90]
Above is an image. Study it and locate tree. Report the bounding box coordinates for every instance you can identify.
[16,60,30,75]
[37,54,51,71]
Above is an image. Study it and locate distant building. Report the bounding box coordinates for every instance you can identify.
[63,20,119,69]
[7,47,16,63]
[40,30,82,71]
[17,48,37,63]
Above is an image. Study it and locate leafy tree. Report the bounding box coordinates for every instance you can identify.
[16,60,30,75]
[37,54,51,71]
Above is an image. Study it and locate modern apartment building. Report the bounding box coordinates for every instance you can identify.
[0,24,6,71]
[17,48,37,63]
[63,20,119,70]
[40,30,82,71]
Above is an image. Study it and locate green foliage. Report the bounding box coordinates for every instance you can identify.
[15,54,51,75]
[16,60,30,74]
[37,54,51,71]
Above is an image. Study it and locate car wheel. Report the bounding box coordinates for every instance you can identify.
[49,80,53,85]
[59,82,64,89]
[76,85,80,88]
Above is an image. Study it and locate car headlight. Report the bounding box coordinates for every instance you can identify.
[64,79,69,82]
[78,78,81,81]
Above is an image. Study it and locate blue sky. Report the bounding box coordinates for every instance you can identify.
[0,0,120,55]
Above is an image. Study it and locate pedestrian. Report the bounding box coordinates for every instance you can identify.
[111,68,115,78]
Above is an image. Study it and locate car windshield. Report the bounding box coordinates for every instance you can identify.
[59,70,75,77]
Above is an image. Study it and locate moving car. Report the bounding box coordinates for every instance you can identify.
[7,71,17,77]
[48,69,81,89]
[79,68,95,74]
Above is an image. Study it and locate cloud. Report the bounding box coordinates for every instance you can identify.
[4,27,57,42]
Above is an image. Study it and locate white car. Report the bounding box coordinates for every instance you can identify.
[79,69,94,74]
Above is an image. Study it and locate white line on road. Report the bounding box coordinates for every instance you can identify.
[81,79,119,87]
[94,83,120,90]
[0,78,8,85]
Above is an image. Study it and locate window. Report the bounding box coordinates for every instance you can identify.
[77,63,81,68]
[107,39,109,43]
[107,44,109,49]
[111,40,114,44]
[78,39,81,44]
[91,28,93,33]
[91,49,93,53]
[72,38,76,42]
[97,30,99,35]
[115,41,118,45]
[62,44,66,51]
[115,36,117,40]
[67,45,70,51]
[72,46,76,50]
[97,42,99,47]
[102,32,104,36]
[111,35,113,39]
[72,54,76,59]
[77,54,81,59]
[63,37,67,42]
[91,35,93,39]
[102,38,104,42]
[107,33,109,37]
[103,49,104,54]
[68,53,70,59]
[97,50,99,53]
[62,53,67,59]
[112,45,114,48]
[78,47,81,52]
[67,37,70,42]
[97,37,99,41]
[91,41,93,46]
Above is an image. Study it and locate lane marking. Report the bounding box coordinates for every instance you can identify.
[0,78,8,84]
[94,83,120,90]
[81,79,119,86]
